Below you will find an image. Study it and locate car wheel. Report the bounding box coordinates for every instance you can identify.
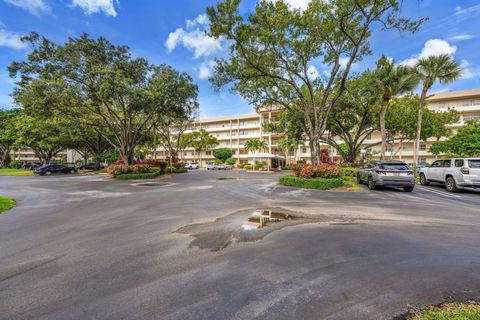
[419,173,430,186]
[367,176,376,190]
[404,186,414,192]
[356,173,362,184]
[45,171,52,176]
[445,177,459,193]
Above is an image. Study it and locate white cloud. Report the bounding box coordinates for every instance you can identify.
[3,0,50,16]
[460,59,480,80]
[454,4,480,16]
[0,28,27,50]
[401,39,457,66]
[186,14,209,29]
[199,60,216,80]
[307,65,319,79]
[448,34,476,41]
[266,0,311,11]
[339,57,358,71]
[70,0,119,17]
[165,14,224,59]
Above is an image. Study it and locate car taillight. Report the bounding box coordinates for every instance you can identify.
[461,167,470,175]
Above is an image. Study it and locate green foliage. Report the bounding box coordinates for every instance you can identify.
[207,0,424,164]
[94,149,120,164]
[291,163,340,179]
[0,195,15,213]
[164,166,188,174]
[406,302,480,320]
[213,148,233,162]
[189,129,218,165]
[214,159,223,165]
[9,33,198,165]
[107,164,158,177]
[431,121,480,157]
[244,139,267,153]
[0,108,22,168]
[0,168,34,176]
[116,172,161,180]
[279,176,344,190]
[8,161,23,169]
[243,164,253,170]
[226,158,237,165]
[339,167,359,177]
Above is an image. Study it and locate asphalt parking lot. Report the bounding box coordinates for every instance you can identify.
[1,170,479,320]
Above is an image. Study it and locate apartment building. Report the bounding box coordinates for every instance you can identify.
[153,89,480,166]
[10,89,480,166]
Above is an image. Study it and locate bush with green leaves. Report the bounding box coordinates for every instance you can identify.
[106,164,158,177]
[8,161,23,169]
[279,176,344,190]
[339,167,359,177]
[243,164,253,170]
[292,163,340,179]
[165,166,188,174]
[116,172,161,180]
[226,158,236,166]
[214,159,223,165]
[213,148,233,162]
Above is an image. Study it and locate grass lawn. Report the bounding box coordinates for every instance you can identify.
[406,302,480,320]
[0,195,15,213]
[0,168,34,176]
[342,175,364,191]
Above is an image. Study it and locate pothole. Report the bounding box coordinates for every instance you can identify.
[176,207,330,252]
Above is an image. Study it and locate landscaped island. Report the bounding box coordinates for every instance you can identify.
[0,195,15,213]
[107,161,187,180]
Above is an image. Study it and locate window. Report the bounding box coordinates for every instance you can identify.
[455,159,464,167]
[419,144,426,151]
[463,114,480,121]
[419,158,427,165]
[462,100,473,106]
[206,151,211,156]
[378,163,410,171]
[431,160,442,168]
[443,160,451,167]
[366,134,372,140]
[302,147,307,153]
[468,160,480,168]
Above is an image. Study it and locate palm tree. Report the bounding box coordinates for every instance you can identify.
[374,55,419,160]
[190,129,218,167]
[244,138,268,170]
[278,138,292,163]
[413,54,462,165]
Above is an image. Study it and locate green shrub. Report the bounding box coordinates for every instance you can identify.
[293,163,340,178]
[254,161,266,169]
[279,175,343,190]
[339,167,359,177]
[107,164,158,177]
[226,158,237,166]
[165,166,188,174]
[0,195,15,213]
[214,159,223,165]
[243,164,253,170]
[116,172,161,180]
[8,161,23,169]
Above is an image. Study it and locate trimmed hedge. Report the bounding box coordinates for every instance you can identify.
[339,167,359,177]
[279,175,344,190]
[0,195,16,213]
[116,172,161,180]
[165,167,188,174]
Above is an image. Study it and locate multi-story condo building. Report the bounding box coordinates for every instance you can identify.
[9,89,480,166]
[153,89,480,167]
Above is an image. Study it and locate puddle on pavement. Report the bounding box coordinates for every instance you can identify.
[131,182,169,187]
[176,208,329,252]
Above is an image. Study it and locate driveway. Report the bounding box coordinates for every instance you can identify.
[0,171,479,320]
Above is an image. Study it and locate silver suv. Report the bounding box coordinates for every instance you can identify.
[357,161,415,192]
[419,158,480,192]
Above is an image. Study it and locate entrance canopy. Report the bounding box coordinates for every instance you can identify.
[250,153,284,159]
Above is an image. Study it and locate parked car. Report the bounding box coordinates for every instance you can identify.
[78,163,103,170]
[34,164,77,176]
[185,163,199,170]
[23,162,42,170]
[216,164,233,170]
[206,163,216,170]
[419,158,480,192]
[357,160,415,192]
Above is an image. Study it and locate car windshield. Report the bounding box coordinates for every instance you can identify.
[378,164,410,171]
[469,160,480,168]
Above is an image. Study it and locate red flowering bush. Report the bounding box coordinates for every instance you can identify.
[107,164,157,177]
[292,163,340,179]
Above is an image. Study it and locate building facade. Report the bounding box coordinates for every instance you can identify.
[153,89,480,166]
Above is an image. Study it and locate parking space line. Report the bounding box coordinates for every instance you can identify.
[418,186,462,199]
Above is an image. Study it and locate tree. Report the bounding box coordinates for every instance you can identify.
[0,108,21,168]
[321,71,381,163]
[207,0,424,164]
[9,33,198,165]
[374,55,419,160]
[213,148,233,162]
[15,114,70,164]
[431,121,480,157]
[244,138,268,170]
[190,129,218,166]
[413,54,462,164]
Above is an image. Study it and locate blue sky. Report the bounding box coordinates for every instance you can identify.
[1,0,479,118]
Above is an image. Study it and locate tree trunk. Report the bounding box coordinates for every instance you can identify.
[414,85,430,165]
[309,137,321,165]
[379,99,389,160]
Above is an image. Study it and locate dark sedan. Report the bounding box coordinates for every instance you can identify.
[78,163,103,170]
[34,164,77,176]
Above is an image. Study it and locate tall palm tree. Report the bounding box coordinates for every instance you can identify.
[413,54,462,165]
[191,129,218,167]
[374,55,419,160]
[244,138,268,170]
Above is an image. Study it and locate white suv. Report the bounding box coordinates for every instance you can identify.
[185,163,199,170]
[419,158,480,192]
